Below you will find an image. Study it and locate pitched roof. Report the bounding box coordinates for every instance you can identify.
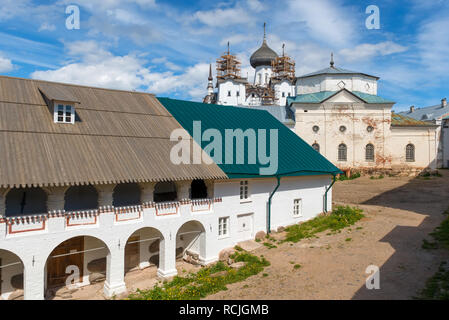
[0,76,226,188]
[158,97,342,178]
[287,89,394,105]
[391,112,438,127]
[238,105,295,125]
[397,103,449,121]
[297,66,379,80]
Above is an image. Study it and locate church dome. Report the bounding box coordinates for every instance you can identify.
[250,39,278,68]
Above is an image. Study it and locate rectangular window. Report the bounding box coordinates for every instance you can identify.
[282,92,285,97]
[240,180,249,200]
[293,199,302,217]
[228,91,231,97]
[55,104,74,124]
[218,217,229,237]
[236,91,240,97]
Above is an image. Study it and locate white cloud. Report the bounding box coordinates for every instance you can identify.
[417,17,449,75]
[0,0,31,21]
[30,41,209,100]
[339,41,408,62]
[58,0,156,11]
[278,0,359,47]
[192,7,255,27]
[0,55,14,73]
[38,22,56,32]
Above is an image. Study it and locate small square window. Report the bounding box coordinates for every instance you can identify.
[240,180,249,200]
[54,103,74,124]
[293,199,302,217]
[218,217,229,237]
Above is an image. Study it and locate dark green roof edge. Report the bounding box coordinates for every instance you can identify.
[287,89,395,105]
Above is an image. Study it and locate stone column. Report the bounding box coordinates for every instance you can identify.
[104,244,127,298]
[96,184,115,207]
[175,181,191,201]
[139,182,156,203]
[157,231,177,279]
[205,180,214,199]
[46,186,68,212]
[23,258,45,300]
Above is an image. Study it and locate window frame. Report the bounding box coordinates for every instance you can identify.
[54,103,75,124]
[239,180,250,202]
[406,144,415,162]
[365,144,375,162]
[218,217,230,238]
[293,198,302,217]
[338,144,347,162]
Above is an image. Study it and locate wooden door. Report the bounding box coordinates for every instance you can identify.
[47,237,84,288]
[125,236,140,273]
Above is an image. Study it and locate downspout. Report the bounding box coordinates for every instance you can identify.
[324,174,336,213]
[267,176,281,234]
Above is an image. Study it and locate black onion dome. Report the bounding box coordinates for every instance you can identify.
[250,39,278,68]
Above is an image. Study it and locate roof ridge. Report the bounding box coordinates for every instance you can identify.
[0,75,155,96]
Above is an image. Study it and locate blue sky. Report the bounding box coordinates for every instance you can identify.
[0,0,448,111]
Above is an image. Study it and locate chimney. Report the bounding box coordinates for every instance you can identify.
[410,105,415,113]
[442,98,447,108]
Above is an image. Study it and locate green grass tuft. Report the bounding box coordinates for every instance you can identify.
[283,206,364,243]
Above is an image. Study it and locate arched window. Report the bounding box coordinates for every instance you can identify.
[64,185,98,212]
[312,143,320,153]
[338,144,347,161]
[190,180,208,199]
[5,187,47,217]
[154,182,177,203]
[406,144,415,162]
[113,183,141,207]
[365,144,375,162]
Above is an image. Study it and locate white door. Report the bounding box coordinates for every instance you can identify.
[237,213,254,242]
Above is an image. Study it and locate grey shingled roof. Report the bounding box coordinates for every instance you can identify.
[0,76,227,188]
[397,103,449,122]
[238,105,295,125]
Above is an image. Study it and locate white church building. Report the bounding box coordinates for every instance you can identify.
[204,26,444,173]
[0,75,341,300]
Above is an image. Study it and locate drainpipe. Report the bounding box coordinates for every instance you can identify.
[267,176,281,234]
[324,174,336,213]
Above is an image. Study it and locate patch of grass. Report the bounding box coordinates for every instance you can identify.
[263,242,277,249]
[283,206,364,243]
[127,251,270,300]
[293,264,301,270]
[416,261,449,300]
[262,273,269,277]
[370,175,384,180]
[337,172,361,181]
[345,238,352,242]
[422,212,449,250]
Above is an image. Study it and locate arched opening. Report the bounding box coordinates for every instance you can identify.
[176,221,206,266]
[5,187,47,217]
[0,249,24,300]
[312,143,320,153]
[45,236,110,299]
[338,144,347,161]
[113,183,141,207]
[190,180,208,199]
[124,228,163,276]
[365,144,375,162]
[406,144,415,162]
[154,182,177,203]
[64,185,98,212]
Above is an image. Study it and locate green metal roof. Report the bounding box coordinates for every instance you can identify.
[287,89,395,105]
[158,97,342,179]
[391,113,438,127]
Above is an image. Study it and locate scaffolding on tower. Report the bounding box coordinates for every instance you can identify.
[271,44,296,82]
[216,42,242,80]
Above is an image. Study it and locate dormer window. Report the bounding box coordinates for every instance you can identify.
[54,103,75,124]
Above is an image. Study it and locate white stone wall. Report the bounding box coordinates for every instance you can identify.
[274,80,295,106]
[296,75,378,95]
[217,81,247,106]
[0,175,333,300]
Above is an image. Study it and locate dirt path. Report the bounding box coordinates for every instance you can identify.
[206,171,449,300]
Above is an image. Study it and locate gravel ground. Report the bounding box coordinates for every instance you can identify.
[206,171,449,300]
